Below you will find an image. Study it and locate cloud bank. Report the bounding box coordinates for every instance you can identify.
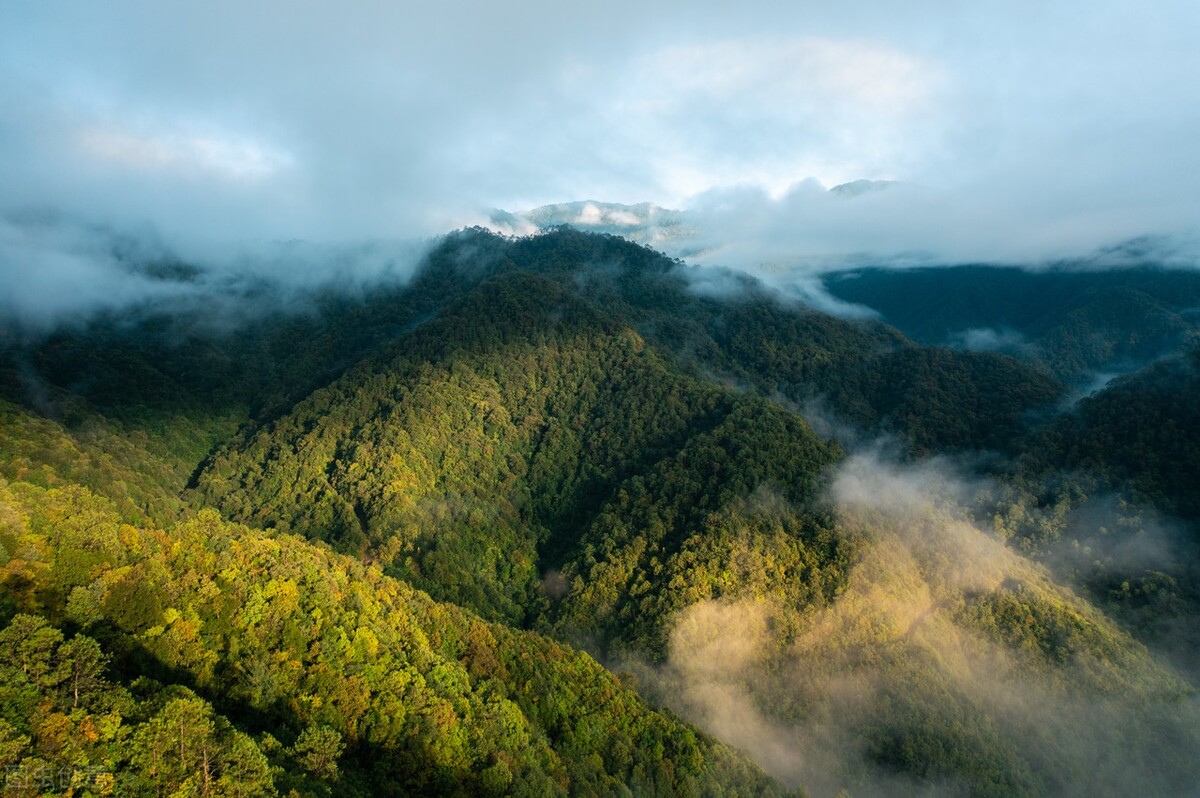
[2,1,1198,324]
[0,212,427,332]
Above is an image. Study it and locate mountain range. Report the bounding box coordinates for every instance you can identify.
[1,226,1198,797]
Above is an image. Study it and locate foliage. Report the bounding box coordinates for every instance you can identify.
[0,478,790,797]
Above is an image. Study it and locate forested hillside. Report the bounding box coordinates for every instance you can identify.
[1034,347,1200,519]
[821,264,1200,382]
[2,228,1198,797]
[0,479,787,796]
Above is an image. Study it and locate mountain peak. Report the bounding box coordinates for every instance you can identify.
[486,200,690,248]
[828,179,900,197]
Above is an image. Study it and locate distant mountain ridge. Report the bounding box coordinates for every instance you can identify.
[486,180,904,253]
[822,264,1200,383]
[487,200,692,251]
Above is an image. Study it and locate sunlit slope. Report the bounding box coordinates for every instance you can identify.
[193,270,848,631]
[0,478,791,797]
[193,271,749,624]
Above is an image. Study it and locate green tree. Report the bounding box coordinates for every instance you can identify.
[54,635,107,709]
[290,724,344,781]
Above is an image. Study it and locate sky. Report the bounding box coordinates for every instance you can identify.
[2,0,1199,295]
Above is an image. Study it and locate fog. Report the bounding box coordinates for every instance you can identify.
[627,451,1200,796]
[0,212,429,332]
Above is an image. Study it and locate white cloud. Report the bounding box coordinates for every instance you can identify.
[76,125,292,182]
[0,0,1196,283]
[639,37,939,112]
[604,37,946,198]
[0,215,189,328]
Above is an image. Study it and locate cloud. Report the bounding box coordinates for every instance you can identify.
[673,179,1200,279]
[948,327,1028,353]
[653,599,813,783]
[0,212,427,332]
[0,213,188,330]
[1,1,1198,326]
[610,36,946,196]
[76,125,292,182]
[3,3,1197,237]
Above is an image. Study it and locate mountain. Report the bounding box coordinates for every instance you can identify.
[2,227,1198,796]
[488,182,905,258]
[827,179,900,198]
[488,201,692,251]
[1027,347,1200,519]
[821,264,1200,384]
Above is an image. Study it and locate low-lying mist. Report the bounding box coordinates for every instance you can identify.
[0,212,430,333]
[626,451,1200,797]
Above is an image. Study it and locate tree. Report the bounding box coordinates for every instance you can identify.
[290,725,344,781]
[55,635,107,709]
[0,615,65,691]
[132,696,217,795]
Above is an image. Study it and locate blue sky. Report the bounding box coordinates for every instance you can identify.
[2,0,1198,263]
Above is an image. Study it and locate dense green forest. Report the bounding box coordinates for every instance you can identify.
[2,228,1199,796]
[821,264,1200,382]
[818,261,1200,681]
